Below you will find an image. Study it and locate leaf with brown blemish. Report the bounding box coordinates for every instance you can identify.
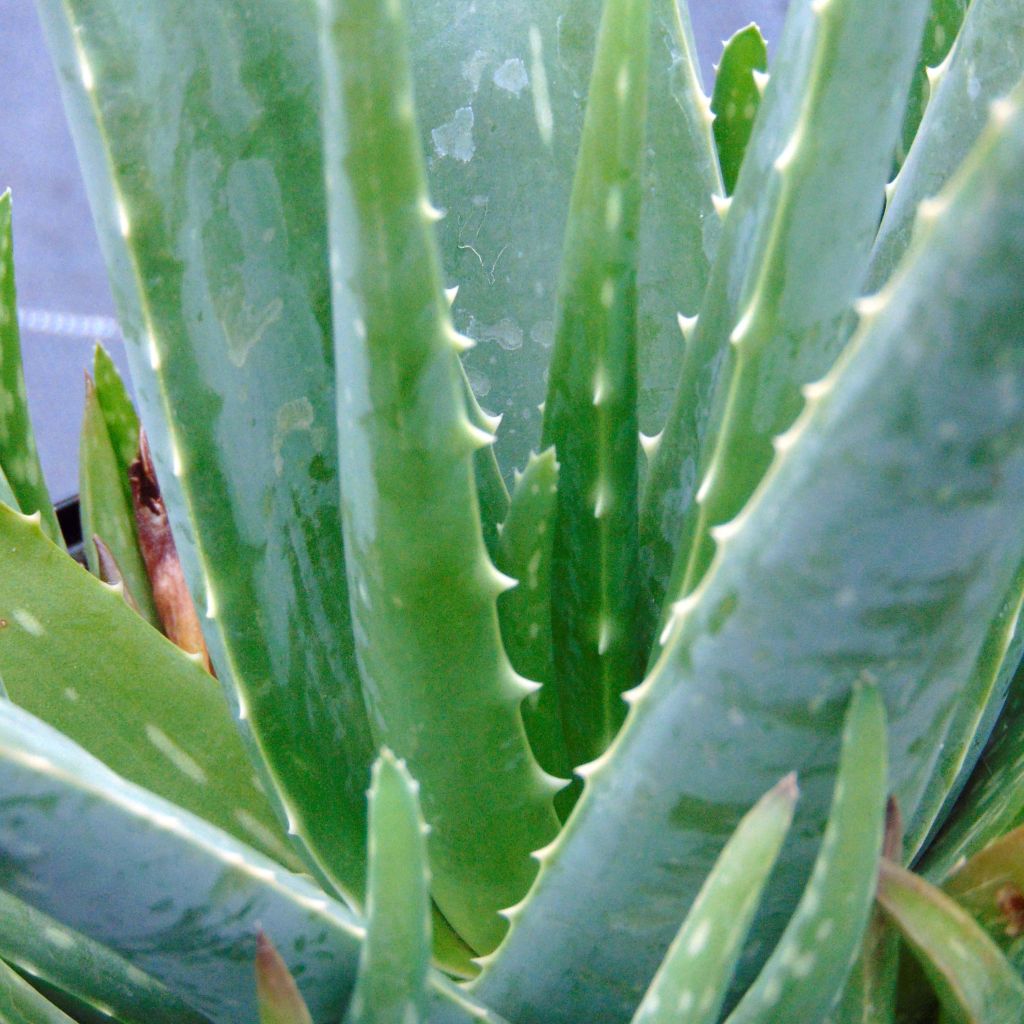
[255,931,313,1024]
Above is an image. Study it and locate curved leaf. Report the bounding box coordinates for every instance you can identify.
[35,0,377,903]
[476,82,1024,1024]
[319,0,559,953]
[0,503,296,869]
[630,774,798,1024]
[0,960,76,1024]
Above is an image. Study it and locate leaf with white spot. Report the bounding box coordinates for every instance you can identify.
[495,449,570,790]
[869,0,1024,290]
[723,684,887,1024]
[640,0,930,652]
[0,888,211,1024]
[878,860,1024,1023]
[0,503,297,869]
[0,702,498,1024]
[477,97,1024,1020]
[320,0,558,953]
[0,958,77,1024]
[349,752,431,1024]
[0,193,61,546]
[630,774,798,1024]
[711,24,768,195]
[539,0,650,769]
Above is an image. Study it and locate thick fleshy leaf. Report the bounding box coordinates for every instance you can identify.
[0,467,16,512]
[349,753,432,1024]
[724,684,887,1024]
[0,193,60,545]
[894,0,969,168]
[630,774,798,1024]
[494,448,568,784]
[0,702,500,1024]
[79,376,159,626]
[920,662,1024,883]
[319,0,559,953]
[415,0,721,472]
[91,345,140,496]
[869,0,1024,291]
[878,861,1024,1023]
[0,889,210,1024]
[475,83,1024,1024]
[640,0,930,653]
[711,24,768,195]
[0,959,76,1024]
[540,0,649,767]
[35,0,377,903]
[0,503,296,868]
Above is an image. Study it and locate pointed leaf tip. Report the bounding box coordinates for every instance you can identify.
[255,931,313,1024]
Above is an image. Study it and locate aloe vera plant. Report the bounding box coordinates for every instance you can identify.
[1,0,1024,1021]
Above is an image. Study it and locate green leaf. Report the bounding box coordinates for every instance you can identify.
[630,774,798,1024]
[349,753,432,1024]
[0,889,210,1024]
[0,503,296,869]
[869,0,1024,291]
[942,824,1024,961]
[413,0,721,474]
[78,375,159,626]
[919,662,1024,884]
[494,449,569,785]
[0,702,498,1024]
[35,0,376,905]
[640,0,931,652]
[894,0,969,168]
[725,684,888,1024]
[91,345,140,505]
[0,466,17,512]
[319,0,559,954]
[540,0,649,767]
[878,861,1024,1023]
[711,24,768,196]
[0,193,60,546]
[255,934,313,1024]
[827,800,904,1024]
[475,83,1024,1024]
[0,959,76,1024]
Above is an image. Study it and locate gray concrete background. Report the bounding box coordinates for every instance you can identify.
[0,0,788,503]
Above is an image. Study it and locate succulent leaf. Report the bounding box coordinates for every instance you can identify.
[711,24,769,196]
[319,0,559,952]
[495,449,569,784]
[640,0,931,651]
[0,890,210,1024]
[79,376,159,627]
[0,193,61,546]
[921,663,1024,882]
[0,958,77,1024]
[349,753,432,1024]
[877,860,1024,1023]
[0,503,296,868]
[477,81,1024,1024]
[725,684,888,1024]
[630,774,798,1024]
[90,345,141,498]
[412,0,721,473]
[540,0,649,766]
[894,0,969,169]
[0,464,17,512]
[869,0,1024,291]
[34,0,378,906]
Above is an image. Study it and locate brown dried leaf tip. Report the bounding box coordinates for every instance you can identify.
[255,930,313,1024]
[996,884,1024,938]
[129,431,213,674]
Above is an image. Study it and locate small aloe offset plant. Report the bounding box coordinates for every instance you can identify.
[1,0,1024,1021]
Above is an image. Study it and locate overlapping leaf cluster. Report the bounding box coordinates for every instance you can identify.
[0,0,1023,1022]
